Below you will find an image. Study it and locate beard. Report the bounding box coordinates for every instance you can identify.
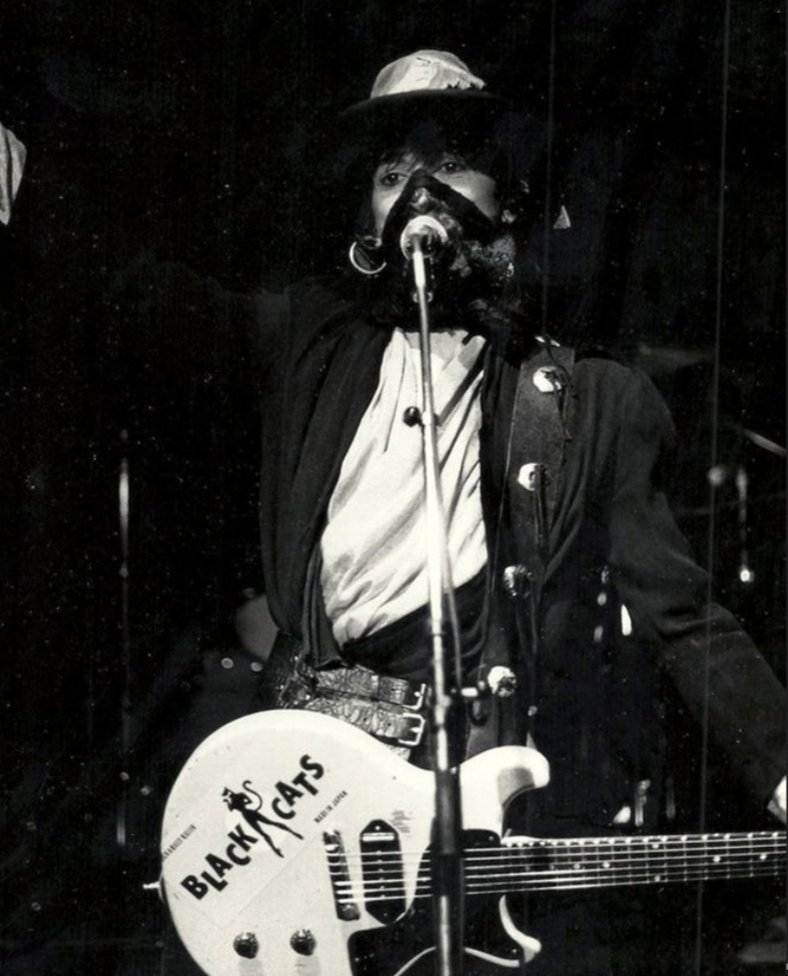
[367,173,531,351]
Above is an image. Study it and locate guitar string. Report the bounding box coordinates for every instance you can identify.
[337,871,774,905]
[334,864,782,893]
[330,865,782,906]
[327,833,785,863]
[329,857,786,887]
[331,832,784,851]
[329,848,785,871]
[329,847,785,877]
[330,865,786,895]
[326,840,785,903]
[328,863,784,892]
[329,847,785,874]
[330,848,785,871]
[331,830,784,850]
[348,866,783,897]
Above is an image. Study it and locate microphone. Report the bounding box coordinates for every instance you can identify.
[399,214,450,259]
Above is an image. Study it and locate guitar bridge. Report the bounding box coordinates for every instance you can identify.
[323,830,361,921]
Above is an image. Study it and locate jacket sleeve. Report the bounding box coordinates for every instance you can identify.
[608,368,786,805]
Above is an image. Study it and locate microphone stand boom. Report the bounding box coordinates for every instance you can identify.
[406,229,466,976]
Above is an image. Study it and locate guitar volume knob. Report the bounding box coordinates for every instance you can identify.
[290,928,316,955]
[233,932,259,958]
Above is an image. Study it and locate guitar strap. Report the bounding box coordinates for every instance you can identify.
[466,340,576,758]
[506,341,576,593]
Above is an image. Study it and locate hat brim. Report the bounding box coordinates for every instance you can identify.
[339,88,507,122]
[335,90,512,170]
[339,90,509,144]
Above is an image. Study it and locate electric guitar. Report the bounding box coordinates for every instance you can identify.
[160,710,785,976]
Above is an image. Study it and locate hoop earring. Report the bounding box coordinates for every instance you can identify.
[349,239,387,276]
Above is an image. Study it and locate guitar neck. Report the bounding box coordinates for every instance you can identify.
[462,830,786,896]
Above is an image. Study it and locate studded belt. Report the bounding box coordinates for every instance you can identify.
[277,662,429,758]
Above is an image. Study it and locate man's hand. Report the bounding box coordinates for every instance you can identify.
[0,122,26,226]
[768,776,786,824]
[234,592,277,662]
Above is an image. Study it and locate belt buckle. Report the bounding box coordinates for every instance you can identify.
[403,682,427,712]
[397,711,426,748]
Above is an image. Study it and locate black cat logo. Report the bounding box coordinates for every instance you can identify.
[222,781,303,858]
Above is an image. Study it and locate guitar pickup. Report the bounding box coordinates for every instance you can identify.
[323,830,361,921]
[359,819,405,924]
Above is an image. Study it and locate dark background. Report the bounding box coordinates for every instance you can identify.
[0,1,784,973]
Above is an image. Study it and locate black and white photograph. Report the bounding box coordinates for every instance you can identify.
[0,3,785,974]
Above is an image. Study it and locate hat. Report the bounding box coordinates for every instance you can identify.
[334,50,541,190]
[339,50,508,147]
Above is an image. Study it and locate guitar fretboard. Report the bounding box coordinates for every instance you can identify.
[328,830,786,908]
[463,830,786,894]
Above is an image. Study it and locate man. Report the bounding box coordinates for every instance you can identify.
[3,50,785,975]
[233,49,786,972]
[248,48,785,808]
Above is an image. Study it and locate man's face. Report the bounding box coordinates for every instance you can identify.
[370,148,499,235]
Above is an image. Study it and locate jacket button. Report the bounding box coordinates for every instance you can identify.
[517,462,539,491]
[502,564,531,598]
[487,665,518,698]
[533,365,563,393]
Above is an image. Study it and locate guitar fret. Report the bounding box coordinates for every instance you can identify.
[624,836,634,884]
[653,836,665,884]
[488,830,785,892]
[603,837,614,876]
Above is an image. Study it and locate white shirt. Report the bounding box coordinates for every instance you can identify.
[320,327,487,645]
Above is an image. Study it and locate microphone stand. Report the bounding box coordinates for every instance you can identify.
[408,235,465,976]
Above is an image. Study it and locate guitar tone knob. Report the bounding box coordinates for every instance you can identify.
[233,932,259,958]
[290,928,317,955]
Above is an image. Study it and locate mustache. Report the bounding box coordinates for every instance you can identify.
[379,170,498,261]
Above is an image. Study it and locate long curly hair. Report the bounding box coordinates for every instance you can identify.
[337,118,544,351]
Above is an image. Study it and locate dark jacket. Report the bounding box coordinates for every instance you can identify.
[244,274,784,827]
[131,265,784,828]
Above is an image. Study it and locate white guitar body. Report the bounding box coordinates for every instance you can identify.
[162,709,786,975]
[161,709,549,976]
